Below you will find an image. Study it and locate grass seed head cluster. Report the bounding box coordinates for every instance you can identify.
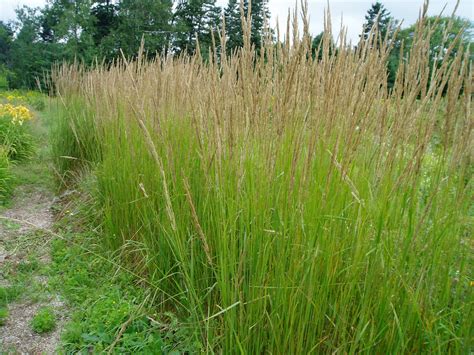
[51,4,472,353]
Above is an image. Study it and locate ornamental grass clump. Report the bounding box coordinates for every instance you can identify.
[51,3,472,353]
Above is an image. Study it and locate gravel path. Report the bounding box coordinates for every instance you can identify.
[0,185,67,354]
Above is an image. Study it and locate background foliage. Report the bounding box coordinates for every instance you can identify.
[0,1,471,89]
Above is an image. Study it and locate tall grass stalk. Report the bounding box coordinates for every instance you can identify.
[51,3,472,353]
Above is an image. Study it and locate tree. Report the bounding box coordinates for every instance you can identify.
[0,22,13,65]
[311,31,334,60]
[224,0,271,53]
[115,0,173,58]
[360,2,398,88]
[361,1,394,42]
[172,0,221,57]
[40,0,97,62]
[90,0,118,46]
[0,21,14,89]
[9,6,59,88]
[89,0,119,60]
[396,16,473,64]
[224,0,242,51]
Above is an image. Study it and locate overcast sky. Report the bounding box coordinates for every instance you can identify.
[1,0,473,43]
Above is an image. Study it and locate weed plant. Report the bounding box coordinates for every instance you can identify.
[31,307,56,334]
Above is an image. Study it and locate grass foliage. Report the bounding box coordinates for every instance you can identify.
[31,307,56,334]
[0,307,8,326]
[0,286,21,307]
[50,230,198,353]
[51,6,473,354]
[0,149,13,203]
[0,118,35,162]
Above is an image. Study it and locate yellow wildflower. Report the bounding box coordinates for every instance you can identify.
[4,94,25,102]
[0,103,34,125]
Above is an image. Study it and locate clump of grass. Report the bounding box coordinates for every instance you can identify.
[31,307,56,333]
[49,99,101,184]
[0,286,21,307]
[0,307,8,325]
[17,256,41,274]
[0,148,13,203]
[50,3,473,353]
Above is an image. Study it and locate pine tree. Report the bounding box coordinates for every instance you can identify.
[311,31,334,61]
[361,1,393,41]
[224,0,243,51]
[172,0,221,56]
[224,0,271,53]
[361,2,397,88]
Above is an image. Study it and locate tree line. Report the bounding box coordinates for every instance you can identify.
[0,0,271,88]
[0,0,471,89]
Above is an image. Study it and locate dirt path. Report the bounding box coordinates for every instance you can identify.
[0,164,67,353]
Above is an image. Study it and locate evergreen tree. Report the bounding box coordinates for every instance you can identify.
[361,1,394,41]
[40,6,59,43]
[361,2,397,88]
[90,0,117,46]
[311,31,334,60]
[224,0,271,53]
[224,0,242,51]
[172,0,221,57]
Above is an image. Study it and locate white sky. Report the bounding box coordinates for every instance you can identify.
[0,0,473,43]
